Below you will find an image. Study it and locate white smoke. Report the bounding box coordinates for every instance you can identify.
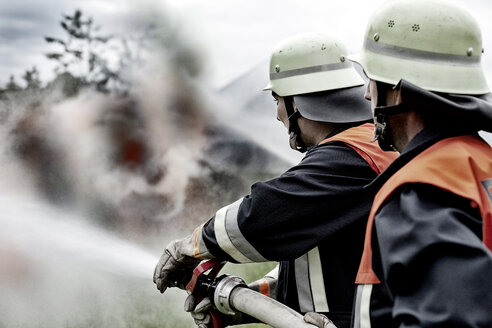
[0,6,214,328]
[0,3,293,328]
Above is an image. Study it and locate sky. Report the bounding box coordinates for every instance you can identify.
[1,0,492,90]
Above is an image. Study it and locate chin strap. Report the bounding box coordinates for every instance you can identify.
[372,82,407,152]
[284,96,308,153]
[371,104,392,151]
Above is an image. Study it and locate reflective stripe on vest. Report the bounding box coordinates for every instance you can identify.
[295,247,329,312]
[319,123,398,175]
[214,198,268,263]
[306,123,396,315]
[353,284,373,328]
[354,135,492,326]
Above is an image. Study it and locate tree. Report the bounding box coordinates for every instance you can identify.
[44,9,117,93]
[5,75,21,92]
[22,66,42,90]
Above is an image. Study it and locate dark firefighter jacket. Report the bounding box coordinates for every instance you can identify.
[197,122,397,328]
[351,81,492,328]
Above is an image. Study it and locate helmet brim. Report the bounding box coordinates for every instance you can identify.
[264,67,364,97]
[294,85,373,123]
[348,50,490,95]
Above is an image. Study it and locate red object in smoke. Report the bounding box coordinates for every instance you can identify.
[121,138,145,166]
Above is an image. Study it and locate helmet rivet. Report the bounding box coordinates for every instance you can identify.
[373,33,380,42]
[467,47,473,56]
[275,65,280,73]
[339,56,346,62]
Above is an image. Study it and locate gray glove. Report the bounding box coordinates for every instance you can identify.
[184,294,248,327]
[153,236,204,293]
[303,312,338,328]
[247,266,278,299]
[184,295,214,328]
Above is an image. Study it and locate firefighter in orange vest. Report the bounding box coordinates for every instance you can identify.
[153,33,397,328]
[303,1,492,328]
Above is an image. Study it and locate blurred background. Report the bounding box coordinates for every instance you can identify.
[0,1,491,327]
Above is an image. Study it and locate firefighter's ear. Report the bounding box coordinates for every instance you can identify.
[395,88,403,105]
[292,98,299,112]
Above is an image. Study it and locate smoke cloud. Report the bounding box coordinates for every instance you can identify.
[0,3,291,327]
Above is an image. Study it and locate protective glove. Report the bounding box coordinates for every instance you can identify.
[153,232,209,293]
[247,265,278,299]
[184,294,246,328]
[303,312,338,328]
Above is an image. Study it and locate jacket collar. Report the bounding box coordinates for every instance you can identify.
[366,79,492,192]
[366,127,477,193]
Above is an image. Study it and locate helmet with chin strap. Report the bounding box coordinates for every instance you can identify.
[264,33,370,152]
[264,33,365,97]
[347,0,489,150]
[347,0,488,94]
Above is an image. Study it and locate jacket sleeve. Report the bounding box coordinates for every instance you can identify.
[201,142,377,263]
[372,183,492,328]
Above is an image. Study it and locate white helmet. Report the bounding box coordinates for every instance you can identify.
[264,33,371,123]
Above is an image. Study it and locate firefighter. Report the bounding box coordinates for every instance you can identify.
[153,33,397,328]
[303,1,492,327]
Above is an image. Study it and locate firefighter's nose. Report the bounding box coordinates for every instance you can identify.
[364,83,371,101]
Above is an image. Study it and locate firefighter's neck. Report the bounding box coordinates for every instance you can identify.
[297,117,337,147]
[383,88,425,152]
[387,111,425,152]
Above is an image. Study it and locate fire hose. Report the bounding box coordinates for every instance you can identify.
[168,259,321,328]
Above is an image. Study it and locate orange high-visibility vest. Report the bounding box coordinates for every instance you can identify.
[320,123,398,175]
[356,134,492,284]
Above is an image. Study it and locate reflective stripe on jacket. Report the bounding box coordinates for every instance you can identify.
[213,123,396,265]
[203,123,397,328]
